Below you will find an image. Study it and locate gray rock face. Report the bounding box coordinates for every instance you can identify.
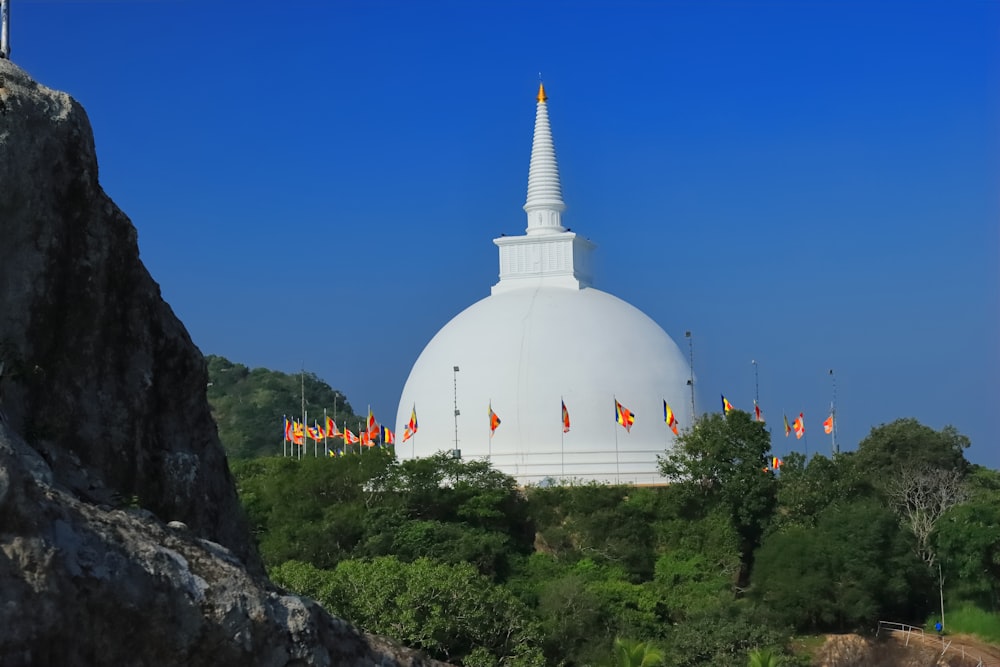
[0,421,444,666]
[0,60,445,666]
[0,58,255,569]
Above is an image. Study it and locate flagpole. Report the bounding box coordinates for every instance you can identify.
[300,366,305,461]
[685,331,696,427]
[829,369,838,455]
[488,400,492,462]
[802,411,808,460]
[614,418,620,485]
[613,396,621,484]
[663,400,669,448]
[282,414,287,458]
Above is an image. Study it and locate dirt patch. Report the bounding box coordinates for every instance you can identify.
[811,633,1000,667]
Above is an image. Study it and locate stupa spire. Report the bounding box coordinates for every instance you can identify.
[524,82,566,235]
[492,83,594,294]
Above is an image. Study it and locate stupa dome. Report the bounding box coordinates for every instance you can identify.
[395,84,691,485]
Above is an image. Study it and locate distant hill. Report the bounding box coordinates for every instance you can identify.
[205,355,359,459]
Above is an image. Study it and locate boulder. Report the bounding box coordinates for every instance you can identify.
[0,59,446,667]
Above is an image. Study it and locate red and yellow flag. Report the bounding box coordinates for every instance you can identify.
[366,407,379,440]
[823,414,834,434]
[663,400,679,435]
[561,400,571,433]
[489,403,501,437]
[402,405,418,442]
[722,395,734,414]
[793,413,805,439]
[615,399,635,433]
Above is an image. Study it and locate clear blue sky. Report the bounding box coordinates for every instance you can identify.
[13,1,999,468]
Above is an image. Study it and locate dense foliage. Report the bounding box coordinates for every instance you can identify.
[206,355,359,458]
[224,398,1000,667]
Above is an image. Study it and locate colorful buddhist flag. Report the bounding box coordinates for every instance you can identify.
[722,395,734,413]
[793,413,805,439]
[292,421,305,445]
[754,401,764,423]
[402,405,418,442]
[663,400,679,435]
[342,427,359,445]
[284,417,293,441]
[783,414,791,437]
[823,414,834,435]
[489,403,501,437]
[325,416,339,438]
[366,407,379,440]
[381,425,395,445]
[771,456,783,470]
[615,399,635,433]
[561,400,571,433]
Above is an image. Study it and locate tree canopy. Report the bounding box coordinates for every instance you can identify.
[208,356,996,667]
[206,354,358,458]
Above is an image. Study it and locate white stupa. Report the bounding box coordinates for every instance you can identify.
[395,83,692,485]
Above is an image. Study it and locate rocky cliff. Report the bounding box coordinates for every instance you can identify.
[0,60,443,667]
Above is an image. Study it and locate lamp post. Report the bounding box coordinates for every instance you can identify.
[685,331,695,425]
[939,562,945,631]
[452,366,460,455]
[1,0,9,60]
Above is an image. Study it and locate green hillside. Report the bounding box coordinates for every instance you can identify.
[205,354,360,459]
[229,410,1000,667]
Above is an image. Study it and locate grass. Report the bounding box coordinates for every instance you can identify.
[787,635,828,663]
[927,604,1000,644]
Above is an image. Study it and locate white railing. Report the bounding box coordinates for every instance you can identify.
[877,620,1000,667]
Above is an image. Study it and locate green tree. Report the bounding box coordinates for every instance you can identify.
[750,498,929,633]
[327,556,544,667]
[934,466,1000,608]
[206,354,357,458]
[850,418,970,476]
[658,410,776,581]
[232,451,393,568]
[524,483,665,582]
[536,572,606,665]
[769,452,871,535]
[361,453,533,579]
[651,504,742,622]
[665,602,787,667]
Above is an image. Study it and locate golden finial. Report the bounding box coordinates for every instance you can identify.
[537,82,547,103]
